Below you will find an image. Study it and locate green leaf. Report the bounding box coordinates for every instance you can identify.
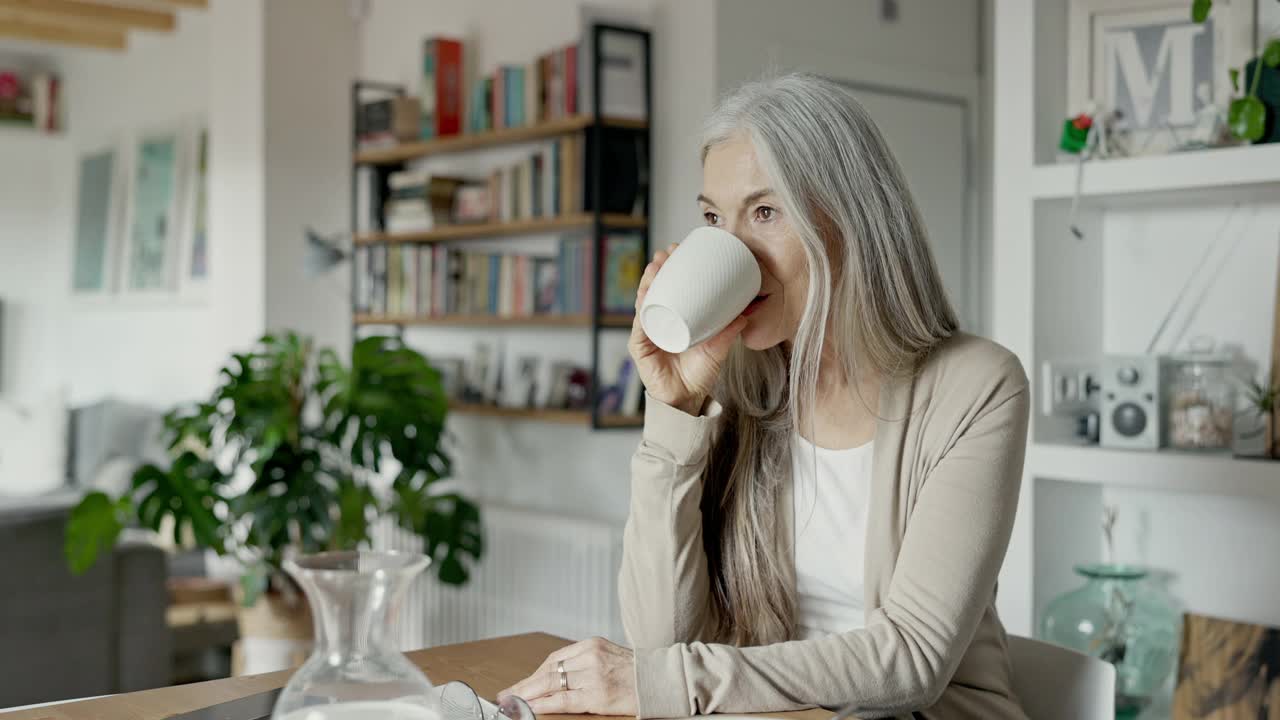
[239,565,269,607]
[65,491,130,575]
[1230,68,1240,93]
[1263,39,1280,68]
[132,456,227,553]
[1228,95,1268,141]
[1191,0,1212,22]
[332,475,377,550]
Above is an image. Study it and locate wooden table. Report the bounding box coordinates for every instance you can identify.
[1,633,830,720]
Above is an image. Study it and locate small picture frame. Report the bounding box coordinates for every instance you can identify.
[1067,0,1253,155]
[121,125,187,295]
[71,141,125,295]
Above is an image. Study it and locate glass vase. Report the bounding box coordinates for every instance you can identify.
[1040,563,1181,719]
[271,551,440,720]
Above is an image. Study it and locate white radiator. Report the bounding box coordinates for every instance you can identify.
[373,504,626,651]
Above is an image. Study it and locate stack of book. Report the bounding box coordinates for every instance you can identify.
[354,232,643,319]
[383,172,472,234]
[356,137,586,235]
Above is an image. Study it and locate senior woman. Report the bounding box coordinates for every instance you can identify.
[501,73,1030,720]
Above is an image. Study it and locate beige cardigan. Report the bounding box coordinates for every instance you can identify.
[619,333,1031,720]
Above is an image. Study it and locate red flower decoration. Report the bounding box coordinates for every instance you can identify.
[0,72,20,100]
[1071,113,1094,131]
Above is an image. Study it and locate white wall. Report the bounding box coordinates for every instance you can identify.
[0,0,267,410]
[264,0,357,352]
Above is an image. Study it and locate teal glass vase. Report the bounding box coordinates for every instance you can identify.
[1040,564,1181,719]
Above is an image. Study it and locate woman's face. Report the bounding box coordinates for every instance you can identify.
[699,132,809,351]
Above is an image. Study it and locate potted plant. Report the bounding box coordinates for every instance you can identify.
[1193,0,1280,143]
[1236,376,1278,458]
[64,333,482,666]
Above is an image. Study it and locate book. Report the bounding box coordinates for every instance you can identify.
[493,68,505,131]
[488,254,501,314]
[424,244,440,315]
[401,246,418,316]
[387,246,403,315]
[353,247,371,313]
[602,233,643,313]
[564,44,578,116]
[421,37,463,138]
[526,59,538,127]
[534,257,559,314]
[370,246,388,314]
[453,184,491,223]
[508,66,525,127]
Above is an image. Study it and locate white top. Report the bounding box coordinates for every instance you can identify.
[792,434,873,640]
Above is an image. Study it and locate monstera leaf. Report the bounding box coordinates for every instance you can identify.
[318,337,451,478]
[132,453,227,551]
[391,475,483,585]
[65,492,132,575]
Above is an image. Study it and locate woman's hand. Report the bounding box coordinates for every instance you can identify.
[498,637,637,716]
[630,243,748,416]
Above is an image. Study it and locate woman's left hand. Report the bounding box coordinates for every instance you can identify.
[499,637,638,716]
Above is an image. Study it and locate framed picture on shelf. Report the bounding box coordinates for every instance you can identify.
[1174,613,1280,718]
[71,142,124,295]
[1067,0,1253,156]
[122,125,186,295]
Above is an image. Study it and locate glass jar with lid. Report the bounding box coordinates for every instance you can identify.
[1165,353,1235,451]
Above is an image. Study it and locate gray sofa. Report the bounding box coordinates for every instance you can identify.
[0,503,171,708]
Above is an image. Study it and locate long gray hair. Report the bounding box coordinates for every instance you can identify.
[699,73,958,646]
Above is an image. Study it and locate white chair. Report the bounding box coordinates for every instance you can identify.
[1007,634,1115,720]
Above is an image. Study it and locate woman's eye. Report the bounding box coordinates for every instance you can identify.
[703,211,720,225]
[754,206,775,222]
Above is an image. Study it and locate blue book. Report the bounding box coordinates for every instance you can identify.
[508,67,525,127]
[550,140,561,216]
[556,237,568,314]
[488,254,501,314]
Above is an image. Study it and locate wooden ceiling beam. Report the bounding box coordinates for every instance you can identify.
[0,0,175,31]
[145,0,206,8]
[0,8,127,50]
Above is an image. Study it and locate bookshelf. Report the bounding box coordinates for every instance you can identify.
[350,25,652,431]
[354,115,648,165]
[449,402,644,428]
[353,213,646,246]
[353,313,635,328]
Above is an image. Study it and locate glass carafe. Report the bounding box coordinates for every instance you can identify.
[271,550,440,720]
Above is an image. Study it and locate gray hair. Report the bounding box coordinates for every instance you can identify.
[698,73,958,646]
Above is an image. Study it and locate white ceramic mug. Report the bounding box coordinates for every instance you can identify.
[639,226,761,354]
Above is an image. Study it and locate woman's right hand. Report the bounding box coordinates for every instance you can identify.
[629,243,748,416]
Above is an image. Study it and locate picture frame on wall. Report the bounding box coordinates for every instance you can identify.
[71,142,124,294]
[121,125,186,295]
[1067,0,1254,156]
[176,123,209,294]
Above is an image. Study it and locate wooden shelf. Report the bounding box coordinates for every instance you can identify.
[354,213,646,246]
[1029,143,1280,204]
[449,403,643,428]
[1026,442,1280,501]
[355,313,635,328]
[354,115,648,165]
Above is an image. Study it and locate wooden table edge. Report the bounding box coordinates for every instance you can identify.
[0,632,830,720]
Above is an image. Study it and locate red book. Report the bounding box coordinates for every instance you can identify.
[492,70,504,131]
[564,44,577,116]
[422,38,463,137]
